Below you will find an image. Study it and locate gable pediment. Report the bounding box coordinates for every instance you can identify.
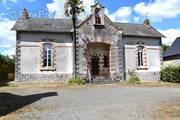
[77,14,118,33]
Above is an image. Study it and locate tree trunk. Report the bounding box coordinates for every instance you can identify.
[72,13,77,78]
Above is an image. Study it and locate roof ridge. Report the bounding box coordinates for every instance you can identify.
[176,36,180,40]
[113,22,144,26]
[27,18,71,20]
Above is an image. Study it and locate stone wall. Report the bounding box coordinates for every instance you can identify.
[164,59,180,66]
[125,71,160,81]
[124,36,161,81]
[15,31,73,83]
[163,55,180,66]
[16,74,72,83]
[76,14,124,82]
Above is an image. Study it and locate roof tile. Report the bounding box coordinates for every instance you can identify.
[12,18,164,38]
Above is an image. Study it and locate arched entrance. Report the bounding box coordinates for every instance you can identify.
[87,42,110,77]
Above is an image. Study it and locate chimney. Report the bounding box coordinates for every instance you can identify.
[21,9,30,19]
[143,18,151,28]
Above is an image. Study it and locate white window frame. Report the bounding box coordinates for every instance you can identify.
[137,45,144,67]
[43,43,52,67]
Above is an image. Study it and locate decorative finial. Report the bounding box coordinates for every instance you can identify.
[21,8,30,19]
[143,12,151,27]
[143,18,151,27]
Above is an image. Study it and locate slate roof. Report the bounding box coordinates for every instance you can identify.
[164,37,180,57]
[114,22,164,38]
[12,18,164,38]
[12,18,73,33]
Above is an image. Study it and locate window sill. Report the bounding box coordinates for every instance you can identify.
[94,24,104,29]
[136,66,148,70]
[40,67,56,71]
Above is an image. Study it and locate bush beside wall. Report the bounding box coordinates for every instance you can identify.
[126,76,141,84]
[126,69,141,84]
[161,65,180,83]
[67,77,86,85]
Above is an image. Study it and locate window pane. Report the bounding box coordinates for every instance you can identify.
[103,55,109,67]
[138,46,143,52]
[138,52,140,66]
[48,59,51,66]
[140,52,143,66]
[138,46,144,66]
[43,43,52,67]
[43,43,52,49]
[48,50,51,54]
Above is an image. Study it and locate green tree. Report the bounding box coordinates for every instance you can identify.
[0,54,15,64]
[162,44,170,53]
[64,0,84,77]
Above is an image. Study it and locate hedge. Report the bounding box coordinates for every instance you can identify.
[160,65,180,83]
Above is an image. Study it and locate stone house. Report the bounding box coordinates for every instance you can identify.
[164,37,180,66]
[12,3,164,83]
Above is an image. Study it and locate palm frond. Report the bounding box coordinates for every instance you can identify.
[64,0,84,17]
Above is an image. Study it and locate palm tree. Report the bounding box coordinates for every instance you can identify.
[64,0,84,77]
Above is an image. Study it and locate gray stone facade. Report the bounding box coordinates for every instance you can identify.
[76,14,124,82]
[16,74,72,83]
[13,3,164,83]
[15,32,73,83]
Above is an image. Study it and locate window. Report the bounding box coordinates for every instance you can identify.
[103,55,109,67]
[137,45,144,66]
[43,43,52,67]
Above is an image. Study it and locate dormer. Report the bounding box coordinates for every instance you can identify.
[91,3,105,29]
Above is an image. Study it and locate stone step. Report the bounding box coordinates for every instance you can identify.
[92,80,113,84]
[92,76,113,84]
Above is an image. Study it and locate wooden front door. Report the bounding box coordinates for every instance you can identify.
[91,55,100,76]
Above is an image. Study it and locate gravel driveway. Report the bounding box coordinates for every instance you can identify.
[0,85,180,120]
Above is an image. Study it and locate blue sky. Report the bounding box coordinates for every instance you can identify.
[0,0,180,55]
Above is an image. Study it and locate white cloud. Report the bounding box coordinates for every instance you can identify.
[46,0,132,22]
[2,0,35,3]
[0,18,16,55]
[158,28,180,45]
[107,7,132,23]
[2,0,36,9]
[2,0,19,3]
[1,48,15,56]
[133,16,140,23]
[46,0,66,18]
[47,0,94,19]
[134,0,180,22]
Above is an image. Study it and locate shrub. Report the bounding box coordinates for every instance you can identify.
[126,69,141,84]
[67,77,86,85]
[126,76,141,84]
[160,65,180,83]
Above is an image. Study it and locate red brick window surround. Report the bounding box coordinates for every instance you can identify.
[136,44,148,70]
[40,38,56,71]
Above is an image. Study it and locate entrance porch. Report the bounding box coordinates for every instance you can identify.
[87,43,110,77]
[86,43,112,83]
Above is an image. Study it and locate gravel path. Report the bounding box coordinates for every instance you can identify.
[0,86,180,120]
